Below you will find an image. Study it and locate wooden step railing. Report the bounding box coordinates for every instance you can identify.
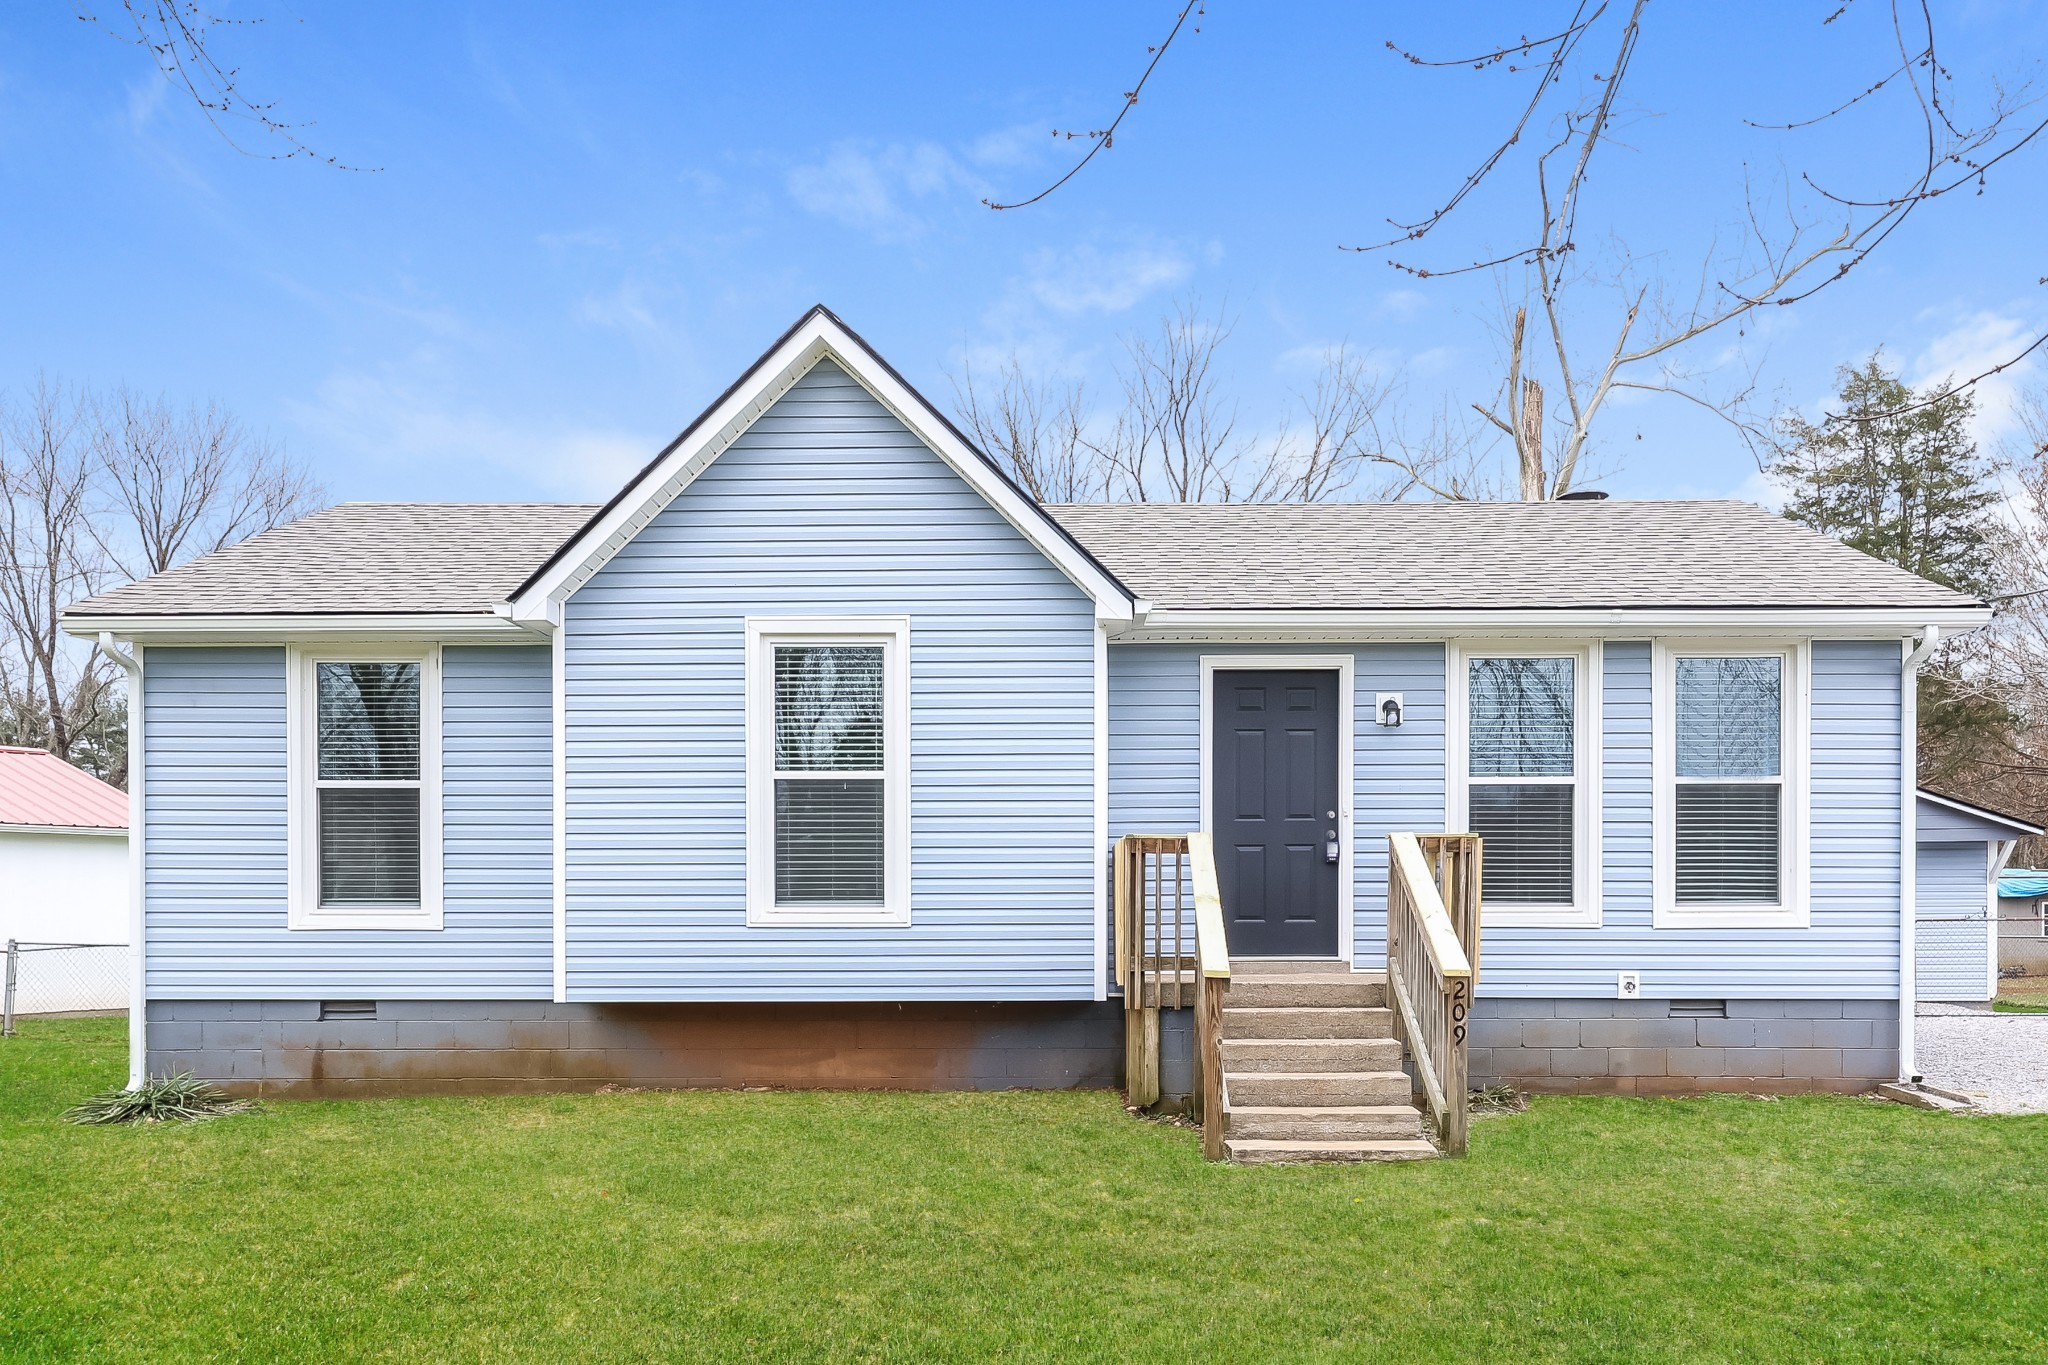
[1113,832,1232,1160]
[1385,832,1481,1155]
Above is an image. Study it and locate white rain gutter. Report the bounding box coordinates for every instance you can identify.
[99,632,146,1090]
[1898,625,1940,1082]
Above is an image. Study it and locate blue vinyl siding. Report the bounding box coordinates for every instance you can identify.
[1106,638,1904,998]
[561,358,1098,1000]
[1106,642,1447,968]
[1918,795,2030,842]
[1477,640,1902,997]
[141,644,553,998]
[1917,841,1991,1001]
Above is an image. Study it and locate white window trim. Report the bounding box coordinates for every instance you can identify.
[1652,639,1810,929]
[1446,641,1603,929]
[287,643,444,930]
[745,616,911,927]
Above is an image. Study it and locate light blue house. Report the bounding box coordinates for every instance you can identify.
[64,307,1993,1144]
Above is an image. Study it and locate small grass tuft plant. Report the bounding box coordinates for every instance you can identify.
[64,1073,258,1126]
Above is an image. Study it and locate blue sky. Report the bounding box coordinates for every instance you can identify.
[2,2,2044,507]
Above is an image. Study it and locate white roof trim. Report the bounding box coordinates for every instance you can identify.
[58,613,541,644]
[1917,789,2044,837]
[504,309,1134,625]
[1116,606,1992,641]
[0,822,127,838]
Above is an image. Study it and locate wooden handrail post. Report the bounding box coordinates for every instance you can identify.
[1385,832,1478,1156]
[1114,832,1231,1156]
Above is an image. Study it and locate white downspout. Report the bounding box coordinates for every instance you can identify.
[1898,626,1939,1082]
[99,632,146,1090]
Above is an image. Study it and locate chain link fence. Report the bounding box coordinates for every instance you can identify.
[2,941,127,1032]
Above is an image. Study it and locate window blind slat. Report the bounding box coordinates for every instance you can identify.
[774,645,884,772]
[774,779,885,904]
[1676,656,1781,778]
[1469,784,1574,903]
[317,662,421,780]
[319,788,423,905]
[1469,657,1574,777]
[1676,784,1781,902]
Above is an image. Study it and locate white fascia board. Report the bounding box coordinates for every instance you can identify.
[60,613,540,644]
[1118,605,1992,641]
[504,311,1134,626]
[0,823,127,838]
[1916,789,2045,838]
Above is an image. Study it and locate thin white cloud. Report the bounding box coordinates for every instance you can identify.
[1910,308,2042,446]
[965,122,1051,170]
[785,140,983,242]
[1375,288,1429,322]
[1023,240,1195,315]
[284,363,652,500]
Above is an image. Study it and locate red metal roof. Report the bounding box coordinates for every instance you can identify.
[0,747,127,830]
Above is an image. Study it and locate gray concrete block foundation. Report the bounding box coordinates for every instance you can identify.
[1469,998,1899,1095]
[145,999,1124,1098]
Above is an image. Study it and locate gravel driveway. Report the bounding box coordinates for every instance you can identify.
[1915,1008,2048,1114]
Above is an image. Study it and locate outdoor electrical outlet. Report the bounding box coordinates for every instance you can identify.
[1617,972,1641,1000]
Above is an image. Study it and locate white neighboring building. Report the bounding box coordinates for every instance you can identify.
[0,746,128,1012]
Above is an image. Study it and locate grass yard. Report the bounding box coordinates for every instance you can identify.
[5,1017,2047,1362]
[1995,974,2048,1012]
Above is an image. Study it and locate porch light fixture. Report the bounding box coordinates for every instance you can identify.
[1376,693,1404,728]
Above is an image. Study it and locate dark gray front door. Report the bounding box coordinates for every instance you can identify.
[1211,669,1341,957]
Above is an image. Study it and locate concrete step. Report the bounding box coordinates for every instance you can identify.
[1231,958,1359,976]
[1226,974,1385,1008]
[1222,1006,1395,1039]
[1228,1070,1414,1107]
[1226,1104,1427,1142]
[1226,1138,1440,1165]
[1221,1037,1403,1073]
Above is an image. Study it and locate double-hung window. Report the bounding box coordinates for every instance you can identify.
[288,646,442,929]
[1452,646,1599,926]
[746,617,910,925]
[1654,644,1806,926]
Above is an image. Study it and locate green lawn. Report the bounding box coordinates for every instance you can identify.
[1995,975,2048,1012]
[5,1017,2047,1362]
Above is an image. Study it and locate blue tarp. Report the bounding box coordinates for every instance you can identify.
[1998,872,2048,898]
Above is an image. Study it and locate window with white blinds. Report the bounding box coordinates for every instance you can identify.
[1461,653,1586,914]
[1673,655,1783,904]
[747,618,909,924]
[289,648,441,929]
[1655,644,1805,926]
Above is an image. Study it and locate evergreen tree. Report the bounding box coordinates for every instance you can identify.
[1773,353,2000,597]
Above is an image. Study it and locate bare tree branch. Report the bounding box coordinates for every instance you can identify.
[0,381,325,778]
[983,3,1203,211]
[74,0,376,170]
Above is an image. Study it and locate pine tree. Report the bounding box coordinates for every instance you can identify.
[1773,353,2000,597]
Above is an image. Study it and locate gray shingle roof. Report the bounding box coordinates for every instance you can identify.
[66,503,598,616]
[1042,500,1980,611]
[65,496,1977,618]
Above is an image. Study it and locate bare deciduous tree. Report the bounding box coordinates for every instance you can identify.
[0,382,323,780]
[955,300,1469,505]
[0,382,107,770]
[951,358,1101,503]
[984,5,2047,496]
[91,387,321,581]
[1368,1,2047,493]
